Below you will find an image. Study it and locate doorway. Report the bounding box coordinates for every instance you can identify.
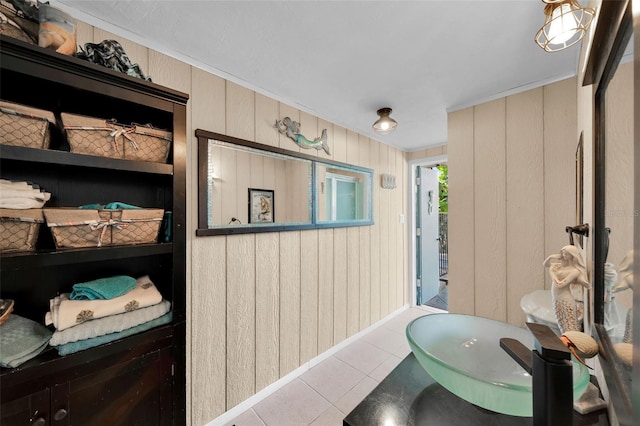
[410,156,448,310]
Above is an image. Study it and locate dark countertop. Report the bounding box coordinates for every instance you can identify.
[344,353,609,426]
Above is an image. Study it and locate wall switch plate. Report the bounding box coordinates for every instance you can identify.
[399,214,405,224]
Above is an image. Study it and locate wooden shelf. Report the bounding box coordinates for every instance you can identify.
[0,243,173,270]
[0,35,188,110]
[0,145,174,175]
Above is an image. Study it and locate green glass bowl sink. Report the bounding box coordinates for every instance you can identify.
[406,313,590,417]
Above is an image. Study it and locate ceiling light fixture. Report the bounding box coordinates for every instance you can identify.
[535,0,595,52]
[372,108,398,135]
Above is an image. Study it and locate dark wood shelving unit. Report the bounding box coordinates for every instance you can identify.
[0,35,188,425]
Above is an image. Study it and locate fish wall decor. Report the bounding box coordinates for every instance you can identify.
[274,117,331,155]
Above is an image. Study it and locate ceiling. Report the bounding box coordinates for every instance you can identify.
[53,0,584,152]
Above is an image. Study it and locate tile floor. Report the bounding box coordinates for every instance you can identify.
[225,305,445,426]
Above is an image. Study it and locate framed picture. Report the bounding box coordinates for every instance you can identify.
[248,188,274,223]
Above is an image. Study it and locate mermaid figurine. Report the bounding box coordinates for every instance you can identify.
[613,250,634,343]
[543,245,591,334]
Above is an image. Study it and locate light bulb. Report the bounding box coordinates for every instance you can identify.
[373,107,397,134]
[548,4,579,44]
[534,0,595,52]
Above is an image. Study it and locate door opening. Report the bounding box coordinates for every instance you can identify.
[413,160,448,310]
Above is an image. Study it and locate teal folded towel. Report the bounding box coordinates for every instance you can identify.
[104,202,141,210]
[0,314,52,368]
[78,203,104,209]
[79,202,141,210]
[70,275,137,300]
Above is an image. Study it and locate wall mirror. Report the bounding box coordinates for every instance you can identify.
[603,25,633,344]
[196,129,374,236]
[315,162,373,224]
[584,0,636,423]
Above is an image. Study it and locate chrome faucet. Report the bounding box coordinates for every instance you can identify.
[500,322,574,426]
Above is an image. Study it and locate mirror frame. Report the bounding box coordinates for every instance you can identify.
[195,128,374,236]
[583,0,636,423]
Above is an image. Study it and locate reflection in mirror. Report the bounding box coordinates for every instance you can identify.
[315,162,373,224]
[205,138,312,228]
[604,39,634,367]
[587,2,635,421]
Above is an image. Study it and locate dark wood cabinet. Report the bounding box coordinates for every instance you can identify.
[0,389,50,426]
[0,35,187,425]
[50,347,173,426]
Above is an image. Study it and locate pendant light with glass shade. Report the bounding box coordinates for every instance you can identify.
[535,0,595,52]
[372,108,398,135]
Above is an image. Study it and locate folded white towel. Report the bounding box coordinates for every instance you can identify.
[0,180,51,209]
[49,299,171,345]
[0,188,50,201]
[45,275,163,331]
[0,198,48,209]
[0,180,50,193]
[0,180,34,189]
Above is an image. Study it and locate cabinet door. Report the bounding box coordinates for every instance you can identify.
[1,388,50,426]
[51,348,173,426]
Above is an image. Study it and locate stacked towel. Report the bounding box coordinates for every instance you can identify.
[70,275,137,300]
[49,300,171,346]
[0,179,51,209]
[45,275,171,356]
[0,314,52,368]
[56,312,172,356]
[46,275,162,331]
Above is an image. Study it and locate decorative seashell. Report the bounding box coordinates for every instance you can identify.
[613,343,633,368]
[562,331,599,358]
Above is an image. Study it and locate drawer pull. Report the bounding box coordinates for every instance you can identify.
[54,408,68,421]
[32,418,46,426]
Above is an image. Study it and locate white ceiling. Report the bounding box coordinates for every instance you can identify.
[53,0,583,152]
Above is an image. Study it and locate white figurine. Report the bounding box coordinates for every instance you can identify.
[543,245,591,334]
[613,250,634,343]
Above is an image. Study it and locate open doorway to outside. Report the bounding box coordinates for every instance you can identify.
[410,156,448,310]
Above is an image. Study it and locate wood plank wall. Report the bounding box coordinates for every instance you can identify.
[448,78,578,326]
[406,145,448,162]
[72,33,408,426]
[190,72,409,423]
[74,21,409,425]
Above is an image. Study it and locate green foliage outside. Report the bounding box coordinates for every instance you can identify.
[437,164,448,213]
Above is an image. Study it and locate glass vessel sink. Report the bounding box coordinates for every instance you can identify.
[406,313,590,417]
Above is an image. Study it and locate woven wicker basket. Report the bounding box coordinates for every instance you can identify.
[44,207,164,248]
[0,2,39,45]
[109,209,164,245]
[44,208,105,248]
[0,101,55,149]
[61,113,125,159]
[61,112,172,163]
[123,126,172,163]
[0,208,44,252]
[0,299,14,326]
